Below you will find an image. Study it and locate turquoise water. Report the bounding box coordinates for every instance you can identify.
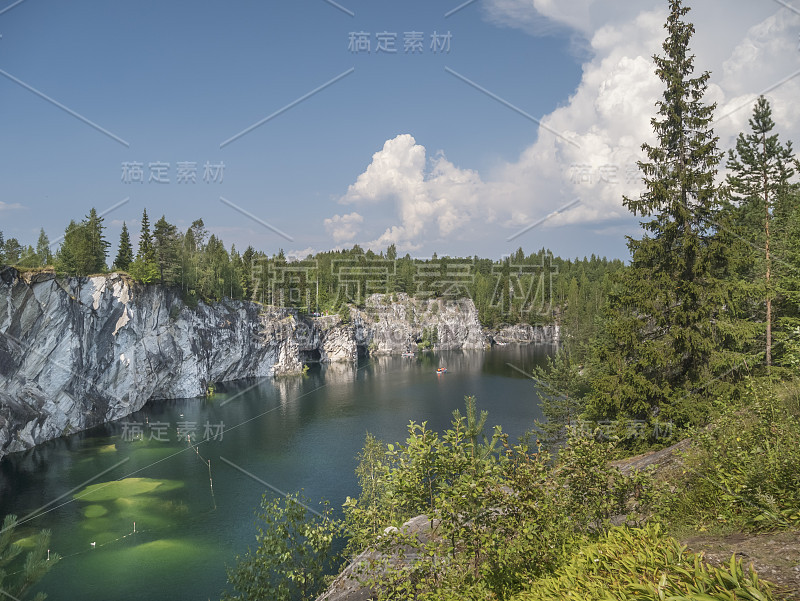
[0,346,552,601]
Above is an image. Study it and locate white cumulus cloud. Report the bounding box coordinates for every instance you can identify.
[339,135,485,251]
[324,212,364,243]
[329,1,800,254]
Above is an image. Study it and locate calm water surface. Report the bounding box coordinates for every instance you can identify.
[0,345,552,601]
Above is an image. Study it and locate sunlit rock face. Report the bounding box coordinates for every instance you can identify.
[490,323,560,345]
[0,273,557,458]
[0,270,282,459]
[352,294,488,354]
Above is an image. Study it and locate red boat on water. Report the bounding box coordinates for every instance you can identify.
[436,367,447,374]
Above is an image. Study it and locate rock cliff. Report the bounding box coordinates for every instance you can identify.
[0,269,288,459]
[352,294,487,354]
[0,271,557,459]
[489,323,560,345]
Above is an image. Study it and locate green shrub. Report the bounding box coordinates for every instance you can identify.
[344,399,657,601]
[660,379,800,531]
[221,492,341,601]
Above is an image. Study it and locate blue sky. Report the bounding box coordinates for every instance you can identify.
[1,0,799,261]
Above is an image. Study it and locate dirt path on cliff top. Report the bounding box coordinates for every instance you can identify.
[612,441,800,600]
[681,531,800,600]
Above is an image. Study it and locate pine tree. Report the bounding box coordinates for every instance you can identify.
[0,231,5,265]
[533,347,588,448]
[18,245,38,268]
[0,514,61,601]
[36,228,51,266]
[726,96,796,367]
[129,209,159,283]
[113,222,134,271]
[589,0,727,427]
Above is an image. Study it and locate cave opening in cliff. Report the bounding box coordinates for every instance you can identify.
[356,344,368,358]
[300,349,322,363]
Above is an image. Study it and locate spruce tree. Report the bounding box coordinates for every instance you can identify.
[129,209,159,283]
[3,238,23,265]
[84,208,109,273]
[590,0,727,427]
[726,96,796,367]
[113,222,134,271]
[240,245,256,300]
[0,231,5,265]
[152,215,179,284]
[182,226,197,293]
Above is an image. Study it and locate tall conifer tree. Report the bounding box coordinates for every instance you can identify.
[153,215,179,284]
[84,208,109,273]
[590,0,727,426]
[36,228,51,266]
[113,222,134,271]
[726,96,796,367]
[130,209,159,283]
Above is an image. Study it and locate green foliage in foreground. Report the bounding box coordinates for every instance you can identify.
[220,492,340,601]
[515,524,776,601]
[341,397,651,600]
[0,515,60,601]
[223,390,788,601]
[658,379,800,532]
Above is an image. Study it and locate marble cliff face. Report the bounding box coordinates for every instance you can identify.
[0,270,557,458]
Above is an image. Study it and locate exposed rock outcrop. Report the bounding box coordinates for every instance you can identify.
[0,270,287,458]
[353,294,487,353]
[317,514,441,601]
[490,323,560,345]
[0,271,558,459]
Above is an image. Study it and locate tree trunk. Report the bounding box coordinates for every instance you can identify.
[764,133,772,368]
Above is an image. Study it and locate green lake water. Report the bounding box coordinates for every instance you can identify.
[0,345,552,601]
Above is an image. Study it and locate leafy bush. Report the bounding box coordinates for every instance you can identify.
[660,379,800,531]
[344,398,654,600]
[182,289,199,309]
[221,492,341,601]
[417,327,439,350]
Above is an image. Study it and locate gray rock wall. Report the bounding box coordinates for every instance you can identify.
[0,270,287,458]
[490,323,560,345]
[0,272,557,459]
[353,293,486,354]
